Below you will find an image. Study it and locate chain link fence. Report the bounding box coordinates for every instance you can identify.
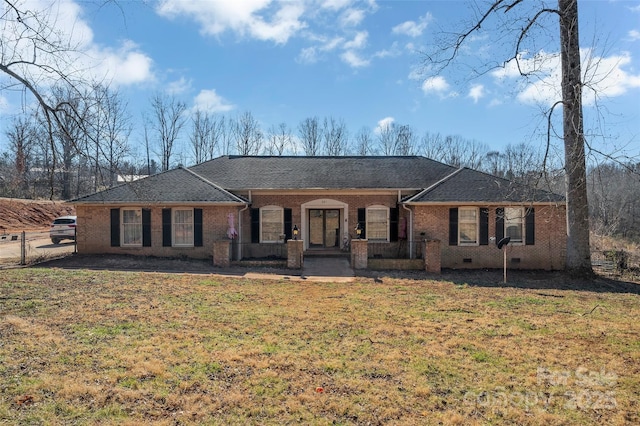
[0,231,76,268]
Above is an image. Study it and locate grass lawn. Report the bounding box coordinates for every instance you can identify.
[0,267,638,425]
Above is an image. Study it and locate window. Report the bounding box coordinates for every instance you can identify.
[173,209,194,246]
[458,207,478,245]
[504,207,524,244]
[367,206,389,241]
[121,208,142,246]
[261,206,283,243]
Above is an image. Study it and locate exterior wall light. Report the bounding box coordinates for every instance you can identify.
[293,225,299,240]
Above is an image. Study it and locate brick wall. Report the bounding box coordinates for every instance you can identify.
[413,204,566,270]
[76,204,240,259]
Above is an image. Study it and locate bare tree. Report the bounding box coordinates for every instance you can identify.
[421,0,595,274]
[232,111,263,155]
[378,122,418,156]
[4,116,35,195]
[265,123,292,156]
[149,93,187,171]
[298,117,321,156]
[190,110,219,164]
[322,116,349,156]
[354,126,374,156]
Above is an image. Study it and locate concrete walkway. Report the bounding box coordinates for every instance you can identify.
[301,257,354,282]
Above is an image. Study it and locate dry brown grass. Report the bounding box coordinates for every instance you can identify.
[1,267,638,425]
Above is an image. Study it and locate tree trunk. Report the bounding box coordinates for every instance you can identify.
[559,0,593,275]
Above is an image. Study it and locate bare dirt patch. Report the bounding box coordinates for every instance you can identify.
[0,198,75,233]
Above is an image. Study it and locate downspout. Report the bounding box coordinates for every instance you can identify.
[237,190,251,260]
[399,190,414,259]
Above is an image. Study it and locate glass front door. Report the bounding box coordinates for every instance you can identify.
[308,209,340,248]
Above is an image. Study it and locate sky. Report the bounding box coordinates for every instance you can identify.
[1,0,639,165]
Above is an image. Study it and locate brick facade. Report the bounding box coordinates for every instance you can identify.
[412,204,566,270]
[76,204,240,259]
[75,194,566,271]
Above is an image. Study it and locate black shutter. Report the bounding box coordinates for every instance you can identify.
[162,208,172,247]
[525,207,535,245]
[449,208,458,246]
[194,208,203,247]
[479,208,489,245]
[495,208,504,244]
[142,208,151,247]
[110,208,120,247]
[250,208,260,243]
[357,208,366,239]
[390,207,399,242]
[284,208,292,240]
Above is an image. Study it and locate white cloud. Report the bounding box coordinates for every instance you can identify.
[166,77,192,95]
[344,31,368,50]
[468,84,485,103]
[340,8,365,27]
[157,0,306,44]
[341,50,370,67]
[375,116,394,134]
[297,46,318,64]
[321,0,353,10]
[628,29,640,41]
[91,41,154,86]
[492,49,640,106]
[1,0,154,88]
[421,76,450,94]
[193,89,235,113]
[374,42,401,59]
[392,13,432,38]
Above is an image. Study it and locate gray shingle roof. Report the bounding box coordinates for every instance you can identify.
[73,167,246,204]
[189,156,457,190]
[405,168,565,204]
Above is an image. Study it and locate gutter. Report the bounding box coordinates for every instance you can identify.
[237,190,252,260]
[399,190,414,259]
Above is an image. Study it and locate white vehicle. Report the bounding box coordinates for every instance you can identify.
[50,216,77,244]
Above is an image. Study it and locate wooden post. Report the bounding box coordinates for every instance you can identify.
[20,231,26,265]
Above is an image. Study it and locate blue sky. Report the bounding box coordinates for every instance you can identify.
[1,0,639,164]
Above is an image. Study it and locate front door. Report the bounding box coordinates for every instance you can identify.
[309,209,340,248]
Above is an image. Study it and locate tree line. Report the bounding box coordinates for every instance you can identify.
[1,86,638,242]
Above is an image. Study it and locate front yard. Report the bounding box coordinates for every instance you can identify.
[0,267,638,425]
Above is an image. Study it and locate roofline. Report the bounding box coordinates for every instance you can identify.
[182,167,249,203]
[402,201,566,206]
[403,168,464,203]
[72,201,247,207]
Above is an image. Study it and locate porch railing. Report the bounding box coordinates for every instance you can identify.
[367,240,423,259]
[235,242,288,260]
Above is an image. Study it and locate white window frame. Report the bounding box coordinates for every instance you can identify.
[121,208,142,247]
[504,207,524,245]
[260,206,283,243]
[172,208,194,247]
[367,205,389,242]
[458,207,479,246]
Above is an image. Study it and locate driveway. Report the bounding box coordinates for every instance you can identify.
[0,231,75,265]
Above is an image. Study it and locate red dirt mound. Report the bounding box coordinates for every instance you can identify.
[0,198,75,233]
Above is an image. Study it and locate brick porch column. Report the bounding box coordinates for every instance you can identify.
[287,240,304,269]
[351,239,368,270]
[213,240,231,268]
[425,239,441,273]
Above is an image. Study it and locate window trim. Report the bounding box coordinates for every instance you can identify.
[121,208,143,247]
[504,206,525,245]
[458,206,479,246]
[260,206,284,243]
[366,205,390,242]
[172,208,194,247]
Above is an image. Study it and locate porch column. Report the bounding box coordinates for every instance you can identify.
[287,240,304,269]
[213,240,231,268]
[424,239,441,273]
[351,239,368,270]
